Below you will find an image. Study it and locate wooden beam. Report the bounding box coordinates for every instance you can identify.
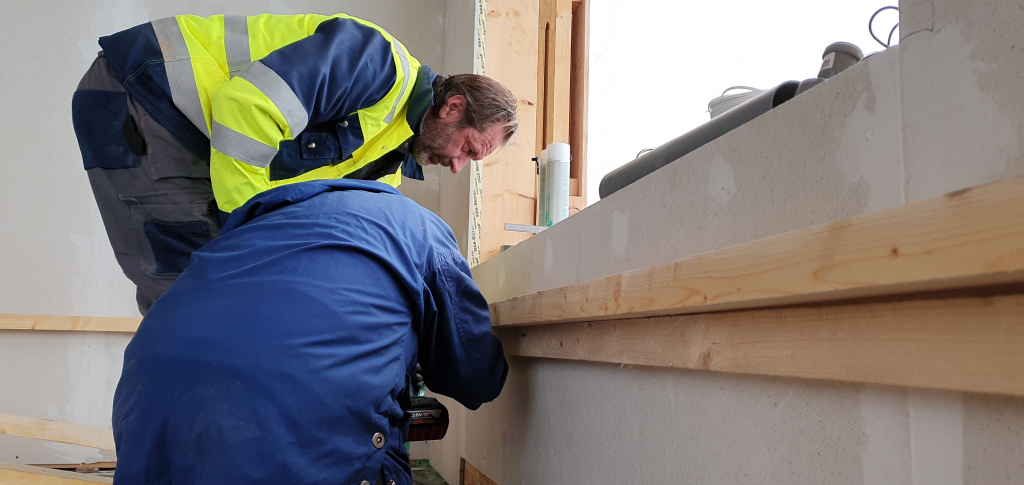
[534,1,546,160]
[0,413,116,451]
[491,175,1024,327]
[538,0,572,147]
[497,291,1024,397]
[461,458,498,485]
[569,195,585,216]
[568,0,590,200]
[481,0,541,261]
[0,463,111,484]
[0,314,140,333]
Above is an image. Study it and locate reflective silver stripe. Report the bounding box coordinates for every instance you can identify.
[151,17,210,137]
[224,15,251,77]
[236,61,309,136]
[383,41,412,124]
[211,121,278,168]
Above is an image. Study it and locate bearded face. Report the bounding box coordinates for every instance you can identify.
[411,114,460,170]
[410,96,506,174]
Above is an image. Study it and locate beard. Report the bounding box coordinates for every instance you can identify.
[412,114,459,168]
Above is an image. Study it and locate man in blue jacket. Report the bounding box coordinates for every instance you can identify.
[111,179,509,485]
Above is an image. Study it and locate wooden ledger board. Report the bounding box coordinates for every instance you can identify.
[489,176,1024,397]
[491,175,1024,327]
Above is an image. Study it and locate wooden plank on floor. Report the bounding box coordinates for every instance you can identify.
[491,175,1024,326]
[0,462,111,484]
[497,291,1024,397]
[0,315,140,333]
[461,458,497,485]
[31,463,116,474]
[0,413,116,451]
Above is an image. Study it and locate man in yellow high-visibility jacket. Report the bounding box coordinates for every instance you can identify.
[72,14,519,314]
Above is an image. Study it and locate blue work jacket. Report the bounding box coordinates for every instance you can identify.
[112,179,508,485]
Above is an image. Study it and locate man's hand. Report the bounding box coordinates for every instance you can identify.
[412,364,426,397]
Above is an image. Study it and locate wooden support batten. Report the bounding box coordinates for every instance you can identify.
[0,412,116,451]
[488,175,1024,397]
[0,314,140,333]
[498,290,1024,397]
[490,175,1024,327]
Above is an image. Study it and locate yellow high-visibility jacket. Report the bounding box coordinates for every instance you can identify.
[99,14,434,212]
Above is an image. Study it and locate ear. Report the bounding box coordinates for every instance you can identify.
[437,95,466,122]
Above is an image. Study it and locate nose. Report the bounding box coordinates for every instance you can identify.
[450,157,470,174]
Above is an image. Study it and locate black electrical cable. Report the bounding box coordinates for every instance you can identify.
[869,6,899,47]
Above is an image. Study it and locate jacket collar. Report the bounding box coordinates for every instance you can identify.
[221,180,401,234]
[400,66,439,181]
[406,66,440,135]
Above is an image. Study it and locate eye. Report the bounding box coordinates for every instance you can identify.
[469,142,483,158]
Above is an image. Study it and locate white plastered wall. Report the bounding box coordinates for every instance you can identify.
[0,0,473,465]
[419,0,1024,483]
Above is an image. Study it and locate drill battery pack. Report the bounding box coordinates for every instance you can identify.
[406,396,449,442]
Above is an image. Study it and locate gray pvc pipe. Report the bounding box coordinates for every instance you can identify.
[598,80,801,199]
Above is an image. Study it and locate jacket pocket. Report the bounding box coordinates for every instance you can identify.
[298,132,341,159]
[72,90,141,169]
[335,114,363,163]
[120,189,217,277]
[269,131,340,181]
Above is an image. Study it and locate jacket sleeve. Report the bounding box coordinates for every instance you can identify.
[208,16,399,212]
[417,250,509,410]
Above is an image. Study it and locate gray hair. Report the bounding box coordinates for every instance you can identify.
[434,74,519,145]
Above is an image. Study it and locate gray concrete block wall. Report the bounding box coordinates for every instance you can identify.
[473,46,906,302]
[900,0,1024,201]
[0,0,455,465]
[421,361,1024,485]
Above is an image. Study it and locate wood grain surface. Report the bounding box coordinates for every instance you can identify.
[568,0,589,199]
[461,458,498,485]
[498,291,1024,396]
[0,463,111,484]
[0,314,140,333]
[491,175,1024,326]
[481,0,542,261]
[0,413,115,451]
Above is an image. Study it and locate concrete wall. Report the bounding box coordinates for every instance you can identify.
[419,0,1024,483]
[436,0,479,256]
[0,0,469,465]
